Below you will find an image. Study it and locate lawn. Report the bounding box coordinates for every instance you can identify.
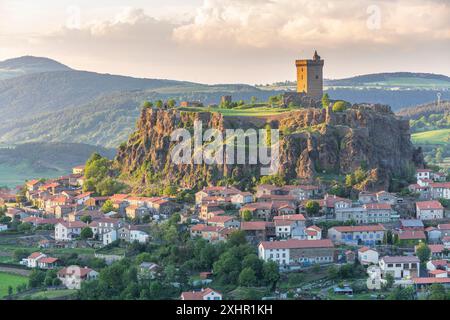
[412,129,450,145]
[0,272,28,298]
[27,289,77,300]
[178,105,293,117]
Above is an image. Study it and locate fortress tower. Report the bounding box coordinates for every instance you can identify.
[296,51,324,101]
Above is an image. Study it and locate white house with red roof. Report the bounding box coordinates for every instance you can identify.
[57,266,99,289]
[357,247,379,265]
[54,221,87,241]
[416,169,432,182]
[258,239,335,268]
[416,200,444,220]
[328,225,386,246]
[273,214,306,239]
[22,252,59,269]
[180,288,222,300]
[305,225,322,240]
[364,203,394,223]
[206,215,240,229]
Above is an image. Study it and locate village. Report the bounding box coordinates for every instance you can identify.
[0,162,449,300]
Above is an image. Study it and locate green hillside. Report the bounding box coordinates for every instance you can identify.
[412,129,450,145]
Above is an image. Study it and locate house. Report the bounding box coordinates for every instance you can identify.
[85,196,109,209]
[400,219,424,231]
[376,191,399,205]
[116,225,150,244]
[427,244,447,259]
[57,266,99,289]
[190,224,228,243]
[240,221,275,245]
[328,225,385,246]
[139,262,162,279]
[438,223,450,238]
[68,210,104,222]
[358,192,377,204]
[240,202,274,221]
[207,215,240,229]
[195,186,241,206]
[430,182,450,200]
[413,277,450,291]
[358,247,379,265]
[363,203,394,223]
[55,205,76,218]
[72,165,85,175]
[26,179,44,192]
[425,227,442,243]
[305,225,322,240]
[258,239,335,269]
[335,206,367,224]
[180,288,222,300]
[273,214,306,239]
[125,205,150,220]
[443,236,450,249]
[416,169,432,182]
[379,256,420,280]
[416,200,444,220]
[230,192,254,207]
[74,192,92,205]
[324,194,352,216]
[200,203,225,220]
[89,218,124,243]
[397,230,426,246]
[426,259,449,273]
[54,221,87,241]
[22,252,58,269]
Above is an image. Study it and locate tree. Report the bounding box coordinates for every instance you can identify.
[428,284,447,300]
[305,200,320,216]
[17,222,32,233]
[241,209,252,222]
[155,100,164,108]
[384,273,395,289]
[239,267,257,287]
[250,96,257,104]
[416,243,431,264]
[29,270,46,288]
[141,101,153,109]
[101,200,115,213]
[388,286,415,300]
[332,101,347,112]
[163,185,177,197]
[8,286,13,296]
[322,93,330,108]
[167,98,177,108]
[80,215,92,224]
[263,261,280,289]
[80,227,94,240]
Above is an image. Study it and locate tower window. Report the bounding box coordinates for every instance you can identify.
[315,75,319,79]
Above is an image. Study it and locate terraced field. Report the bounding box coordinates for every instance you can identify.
[0,272,28,298]
[412,129,450,145]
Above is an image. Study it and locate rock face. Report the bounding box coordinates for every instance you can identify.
[115,104,424,191]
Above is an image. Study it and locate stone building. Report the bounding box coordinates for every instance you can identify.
[296,50,324,101]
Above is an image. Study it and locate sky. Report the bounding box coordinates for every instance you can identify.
[0,0,449,84]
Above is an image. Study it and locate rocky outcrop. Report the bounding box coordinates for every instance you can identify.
[115,104,424,191]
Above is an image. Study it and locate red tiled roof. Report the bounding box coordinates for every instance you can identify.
[181,288,219,300]
[428,244,445,253]
[241,221,272,231]
[413,278,450,285]
[307,225,322,232]
[438,224,450,230]
[207,215,235,224]
[332,224,385,233]
[59,221,87,229]
[273,214,305,222]
[260,239,334,250]
[28,252,44,259]
[416,200,444,210]
[38,257,58,264]
[364,203,392,210]
[429,270,447,275]
[399,230,426,240]
[417,169,432,173]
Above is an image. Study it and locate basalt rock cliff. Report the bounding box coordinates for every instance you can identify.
[115,104,424,192]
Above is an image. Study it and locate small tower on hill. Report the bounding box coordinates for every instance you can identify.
[296,50,324,101]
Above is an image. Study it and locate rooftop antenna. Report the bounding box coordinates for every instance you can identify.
[437,92,441,107]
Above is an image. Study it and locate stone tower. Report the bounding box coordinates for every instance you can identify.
[296,50,324,101]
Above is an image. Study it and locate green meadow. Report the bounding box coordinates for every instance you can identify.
[0,272,28,298]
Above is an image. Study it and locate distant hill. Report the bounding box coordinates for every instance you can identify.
[0,142,116,188]
[325,72,450,88]
[397,100,450,119]
[0,56,72,80]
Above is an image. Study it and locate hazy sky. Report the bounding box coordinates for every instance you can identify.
[1,0,449,84]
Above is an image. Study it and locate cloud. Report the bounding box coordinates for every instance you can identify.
[172,0,450,48]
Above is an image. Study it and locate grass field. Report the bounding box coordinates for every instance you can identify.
[412,129,450,145]
[0,163,64,188]
[0,272,28,298]
[178,105,293,117]
[27,289,76,300]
